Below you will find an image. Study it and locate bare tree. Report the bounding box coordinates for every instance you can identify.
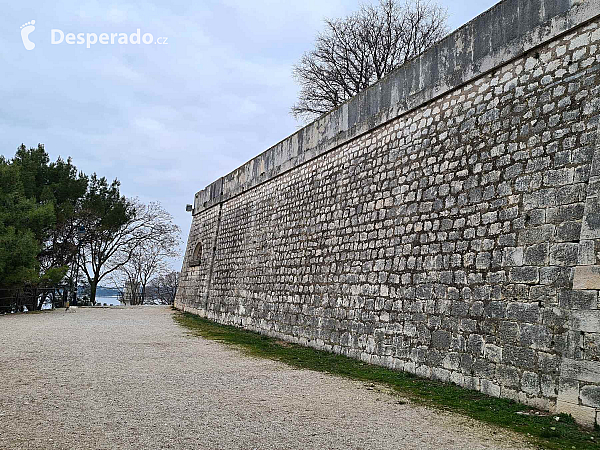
[79,194,180,304]
[117,228,180,305]
[107,203,181,305]
[292,0,448,122]
[147,271,179,305]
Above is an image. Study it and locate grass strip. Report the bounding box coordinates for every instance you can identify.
[173,310,600,449]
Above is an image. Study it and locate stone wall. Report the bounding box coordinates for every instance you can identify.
[177,0,600,426]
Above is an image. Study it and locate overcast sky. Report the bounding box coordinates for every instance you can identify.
[2,0,498,266]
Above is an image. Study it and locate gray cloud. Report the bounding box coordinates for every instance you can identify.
[1,0,498,267]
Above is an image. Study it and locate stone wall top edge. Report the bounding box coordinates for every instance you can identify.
[192,0,600,215]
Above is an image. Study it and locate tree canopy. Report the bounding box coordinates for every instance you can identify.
[0,144,181,310]
[0,145,81,290]
[80,197,180,304]
[292,0,448,122]
[0,156,53,287]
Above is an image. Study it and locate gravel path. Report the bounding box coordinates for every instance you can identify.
[0,307,534,449]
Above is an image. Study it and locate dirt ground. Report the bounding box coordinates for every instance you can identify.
[0,306,534,449]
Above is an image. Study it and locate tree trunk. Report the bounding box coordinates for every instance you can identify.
[90,281,98,304]
[37,292,47,310]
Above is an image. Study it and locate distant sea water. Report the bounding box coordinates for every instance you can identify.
[93,296,122,306]
[39,295,123,310]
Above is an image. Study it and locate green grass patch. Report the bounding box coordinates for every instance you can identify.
[173,310,600,449]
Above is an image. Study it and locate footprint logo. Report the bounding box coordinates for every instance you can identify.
[20,20,36,50]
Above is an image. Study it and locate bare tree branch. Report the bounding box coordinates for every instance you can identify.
[292,0,448,122]
[107,202,181,305]
[79,196,181,304]
[146,271,179,305]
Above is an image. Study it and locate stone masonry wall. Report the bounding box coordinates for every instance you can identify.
[177,205,221,306]
[177,0,600,426]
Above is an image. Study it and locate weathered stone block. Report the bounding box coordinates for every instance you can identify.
[540,374,557,398]
[529,285,556,305]
[484,343,502,363]
[503,345,538,370]
[503,246,523,266]
[549,243,580,266]
[509,267,539,284]
[558,377,580,404]
[539,266,573,287]
[584,332,600,361]
[519,324,552,350]
[481,379,501,397]
[559,289,598,309]
[496,363,520,386]
[580,384,600,408]
[578,240,597,265]
[499,321,520,344]
[462,375,479,392]
[581,196,600,239]
[500,386,520,401]
[484,301,507,319]
[518,225,555,245]
[467,334,484,356]
[547,204,585,224]
[570,310,600,332]
[506,302,540,323]
[555,221,582,242]
[573,266,600,290]
[556,400,597,427]
[432,367,451,382]
[523,243,548,266]
[561,358,600,384]
[450,370,464,386]
[521,371,540,396]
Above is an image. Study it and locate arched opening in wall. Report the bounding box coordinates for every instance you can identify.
[189,242,202,267]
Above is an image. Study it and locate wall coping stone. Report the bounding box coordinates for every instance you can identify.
[193,0,600,215]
